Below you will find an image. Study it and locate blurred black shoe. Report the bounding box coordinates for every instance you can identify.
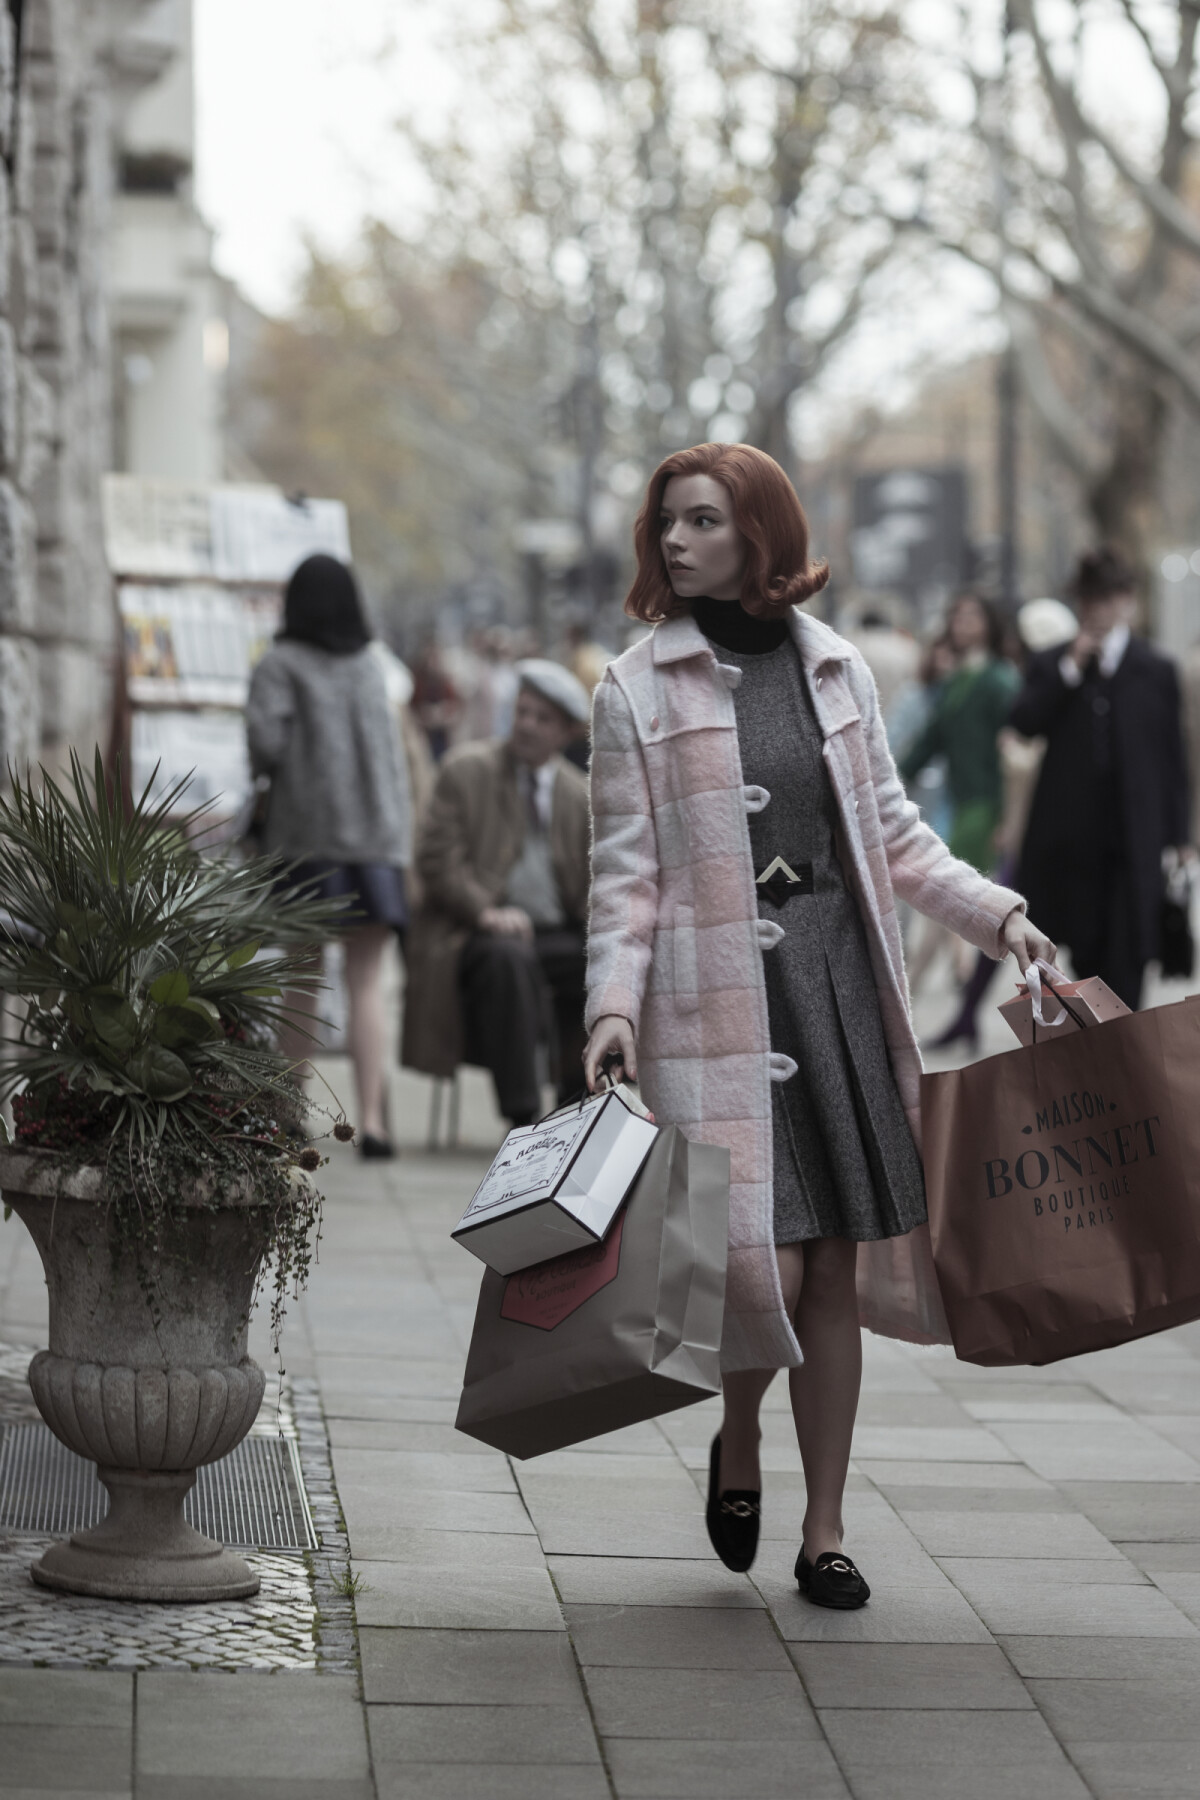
[360,1133,395,1160]
[924,1017,979,1055]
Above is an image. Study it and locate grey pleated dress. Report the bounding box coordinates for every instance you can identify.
[720,635,928,1245]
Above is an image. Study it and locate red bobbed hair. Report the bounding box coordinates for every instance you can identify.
[624,442,830,624]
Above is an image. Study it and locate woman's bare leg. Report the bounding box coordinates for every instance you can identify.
[343,923,393,1139]
[787,1235,862,1558]
[717,1244,805,1490]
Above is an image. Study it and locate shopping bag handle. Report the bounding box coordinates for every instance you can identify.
[536,1088,594,1126]
[1026,960,1091,1039]
[535,1069,618,1127]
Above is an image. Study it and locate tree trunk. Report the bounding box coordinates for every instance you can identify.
[1085,374,1168,596]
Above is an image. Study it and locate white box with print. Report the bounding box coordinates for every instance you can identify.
[451,1087,659,1275]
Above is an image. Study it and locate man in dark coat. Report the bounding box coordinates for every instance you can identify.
[1010,548,1190,1009]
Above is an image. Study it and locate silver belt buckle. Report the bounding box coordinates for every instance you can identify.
[756,857,814,906]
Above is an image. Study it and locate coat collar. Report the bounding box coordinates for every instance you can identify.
[651,607,854,673]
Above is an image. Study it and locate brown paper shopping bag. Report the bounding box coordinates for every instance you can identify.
[922,995,1200,1365]
[455,1126,729,1458]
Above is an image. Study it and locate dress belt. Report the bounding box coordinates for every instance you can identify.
[755,856,815,906]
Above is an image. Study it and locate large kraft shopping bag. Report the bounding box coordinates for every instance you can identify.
[455,1126,729,1458]
[923,996,1200,1365]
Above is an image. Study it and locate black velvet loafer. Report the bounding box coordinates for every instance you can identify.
[795,1549,870,1609]
[705,1435,761,1573]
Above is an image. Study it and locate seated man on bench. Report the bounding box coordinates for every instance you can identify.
[402,659,592,1126]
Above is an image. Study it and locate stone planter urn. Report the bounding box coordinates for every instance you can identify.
[1,1146,276,1602]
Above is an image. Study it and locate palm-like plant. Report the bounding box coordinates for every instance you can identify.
[0,752,352,1347]
[0,751,340,1151]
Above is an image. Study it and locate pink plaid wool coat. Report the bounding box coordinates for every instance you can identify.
[585,608,1026,1373]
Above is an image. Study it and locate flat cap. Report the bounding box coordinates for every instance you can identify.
[515,658,591,725]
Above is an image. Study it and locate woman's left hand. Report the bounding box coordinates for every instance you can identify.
[1002,908,1057,975]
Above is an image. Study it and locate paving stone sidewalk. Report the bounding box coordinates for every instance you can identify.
[1,1038,1199,1797]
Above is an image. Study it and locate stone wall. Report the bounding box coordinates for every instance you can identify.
[0,0,160,777]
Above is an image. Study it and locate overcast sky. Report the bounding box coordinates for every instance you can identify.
[194,0,445,314]
[195,1,1164,320]
[193,0,1166,455]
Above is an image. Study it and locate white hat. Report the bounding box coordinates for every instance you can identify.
[515,658,591,725]
[1018,598,1077,653]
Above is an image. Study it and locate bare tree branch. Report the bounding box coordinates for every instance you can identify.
[1113,0,1173,81]
[1008,0,1119,286]
[1008,306,1109,482]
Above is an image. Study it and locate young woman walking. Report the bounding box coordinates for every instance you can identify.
[583,445,1054,1607]
[247,554,412,1157]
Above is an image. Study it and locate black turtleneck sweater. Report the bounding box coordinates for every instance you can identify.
[690,594,788,655]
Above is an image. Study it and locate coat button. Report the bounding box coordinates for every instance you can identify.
[650,715,660,730]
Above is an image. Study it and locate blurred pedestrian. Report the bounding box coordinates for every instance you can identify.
[900,594,1018,876]
[563,619,614,695]
[887,631,959,992]
[993,598,1079,870]
[247,554,412,1158]
[843,605,919,722]
[925,597,1079,1049]
[1178,632,1200,850]
[411,639,461,761]
[486,627,520,739]
[899,597,1018,1041]
[889,631,957,840]
[402,660,592,1126]
[1010,547,1190,1009]
[455,626,520,744]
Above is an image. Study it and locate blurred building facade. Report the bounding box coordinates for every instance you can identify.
[807,355,1090,628]
[110,0,225,486]
[0,0,227,777]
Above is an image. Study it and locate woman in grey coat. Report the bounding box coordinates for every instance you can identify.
[247,555,412,1156]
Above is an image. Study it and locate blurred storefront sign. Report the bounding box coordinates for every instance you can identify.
[850,467,968,628]
[105,476,351,833]
[104,476,350,582]
[514,518,585,640]
[513,518,582,561]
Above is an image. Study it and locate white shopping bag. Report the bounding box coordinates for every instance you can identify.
[451,1085,659,1274]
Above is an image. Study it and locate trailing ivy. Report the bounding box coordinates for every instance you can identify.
[0,751,353,1348]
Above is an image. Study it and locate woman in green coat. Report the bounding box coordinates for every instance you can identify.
[900,594,1018,875]
[900,594,1019,1048]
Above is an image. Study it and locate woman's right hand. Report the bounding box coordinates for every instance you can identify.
[583,1015,637,1092]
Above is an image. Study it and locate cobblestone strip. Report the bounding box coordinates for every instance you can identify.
[291,1374,359,1678]
[0,1341,361,1675]
[0,1534,316,1671]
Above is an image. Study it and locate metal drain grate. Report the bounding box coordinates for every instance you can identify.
[0,1424,318,1553]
